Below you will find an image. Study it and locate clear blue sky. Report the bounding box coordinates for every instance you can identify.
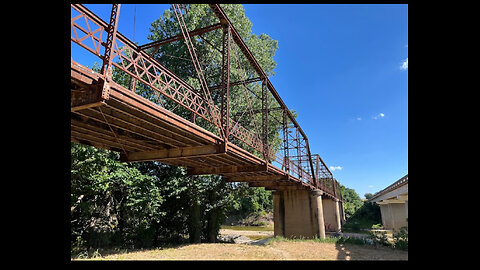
[73,4,408,199]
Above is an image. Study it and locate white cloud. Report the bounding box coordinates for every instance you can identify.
[373,113,385,120]
[356,117,362,121]
[400,58,408,70]
[368,185,375,189]
[329,166,343,171]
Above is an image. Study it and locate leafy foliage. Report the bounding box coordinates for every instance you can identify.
[71,143,165,249]
[71,142,274,251]
[339,185,363,220]
[393,222,408,250]
[339,186,381,232]
[226,182,272,225]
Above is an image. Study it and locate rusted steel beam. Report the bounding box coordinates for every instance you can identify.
[71,121,154,152]
[71,115,167,151]
[138,23,222,51]
[208,4,300,131]
[71,61,106,112]
[99,103,201,147]
[70,4,345,198]
[261,79,268,161]
[282,110,290,173]
[126,143,227,162]
[71,60,100,85]
[208,77,262,91]
[267,186,309,191]
[71,101,106,112]
[73,107,189,149]
[313,154,333,178]
[108,81,221,144]
[249,181,297,187]
[101,4,121,77]
[225,142,265,165]
[225,174,288,182]
[208,4,317,182]
[172,4,222,136]
[305,141,316,187]
[232,106,282,117]
[220,24,231,141]
[187,164,267,175]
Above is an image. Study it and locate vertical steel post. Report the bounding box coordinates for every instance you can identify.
[332,178,337,198]
[282,109,289,173]
[305,141,317,188]
[221,25,231,141]
[100,4,121,100]
[296,128,302,179]
[262,79,269,161]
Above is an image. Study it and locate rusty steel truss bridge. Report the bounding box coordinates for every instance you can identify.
[70,4,343,201]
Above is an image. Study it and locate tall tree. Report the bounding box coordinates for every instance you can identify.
[339,185,364,219]
[146,4,282,157]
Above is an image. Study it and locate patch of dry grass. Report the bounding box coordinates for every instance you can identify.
[76,240,407,261]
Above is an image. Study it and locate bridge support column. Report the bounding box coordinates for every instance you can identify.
[322,198,341,232]
[341,200,346,224]
[272,191,285,237]
[377,200,408,231]
[335,199,342,231]
[273,189,326,239]
[312,190,326,239]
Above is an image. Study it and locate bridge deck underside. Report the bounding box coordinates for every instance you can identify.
[71,64,319,192]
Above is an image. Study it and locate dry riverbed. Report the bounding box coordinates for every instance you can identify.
[74,225,407,260]
[81,241,407,260]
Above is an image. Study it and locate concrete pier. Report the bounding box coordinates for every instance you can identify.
[273,189,341,239]
[370,174,408,231]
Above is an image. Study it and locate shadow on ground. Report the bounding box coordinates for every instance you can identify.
[335,242,408,260]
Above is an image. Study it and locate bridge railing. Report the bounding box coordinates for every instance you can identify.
[71,4,342,199]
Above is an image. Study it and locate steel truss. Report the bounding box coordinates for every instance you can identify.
[70,3,342,201]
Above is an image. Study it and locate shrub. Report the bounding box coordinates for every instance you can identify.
[393,226,408,250]
[368,230,391,247]
[337,236,369,245]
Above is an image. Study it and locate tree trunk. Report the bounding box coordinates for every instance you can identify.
[207,207,218,243]
[188,200,201,243]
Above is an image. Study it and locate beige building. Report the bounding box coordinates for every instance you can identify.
[369,174,408,231]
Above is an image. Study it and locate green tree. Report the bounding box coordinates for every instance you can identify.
[226,182,272,223]
[339,185,363,220]
[364,193,374,200]
[71,143,165,249]
[338,187,382,232]
[146,4,282,157]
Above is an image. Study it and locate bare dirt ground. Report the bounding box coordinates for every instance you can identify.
[74,225,407,261]
[82,240,407,260]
